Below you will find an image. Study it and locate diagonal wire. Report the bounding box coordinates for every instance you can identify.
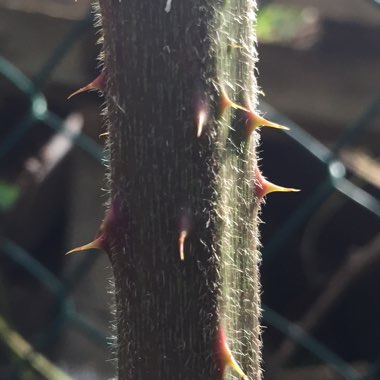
[32,12,93,90]
[261,99,380,262]
[263,305,361,380]
[0,57,104,162]
[0,238,108,346]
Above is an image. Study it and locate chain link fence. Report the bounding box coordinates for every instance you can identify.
[1,2,380,379]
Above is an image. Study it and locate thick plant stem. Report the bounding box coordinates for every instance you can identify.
[97,1,262,379]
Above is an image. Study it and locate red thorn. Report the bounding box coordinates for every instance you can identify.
[245,108,289,136]
[65,201,117,256]
[219,85,246,116]
[67,71,106,99]
[255,168,300,200]
[178,230,188,261]
[97,206,113,238]
[65,237,104,255]
[216,326,249,380]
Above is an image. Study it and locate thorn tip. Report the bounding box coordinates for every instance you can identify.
[256,168,300,199]
[65,238,102,255]
[178,230,187,261]
[219,85,246,115]
[217,327,249,380]
[246,109,289,135]
[197,110,207,138]
[67,71,105,100]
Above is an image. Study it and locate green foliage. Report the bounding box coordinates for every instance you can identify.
[257,4,312,43]
[0,181,20,212]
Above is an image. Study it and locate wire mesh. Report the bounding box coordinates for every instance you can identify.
[1,2,379,380]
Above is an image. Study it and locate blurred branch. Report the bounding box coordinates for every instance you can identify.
[1,114,83,251]
[277,362,368,380]
[299,189,345,284]
[270,233,380,373]
[0,0,90,20]
[263,306,360,380]
[367,0,380,8]
[340,149,380,189]
[0,314,72,380]
[19,113,83,185]
[300,149,380,283]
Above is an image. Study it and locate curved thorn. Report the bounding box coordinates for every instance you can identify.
[228,354,249,380]
[65,238,103,255]
[65,204,117,256]
[217,327,249,380]
[246,109,289,136]
[197,110,207,138]
[219,85,247,115]
[178,230,187,261]
[67,71,105,100]
[256,168,300,199]
[264,182,300,196]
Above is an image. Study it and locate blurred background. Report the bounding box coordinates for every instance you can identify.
[0,0,379,379]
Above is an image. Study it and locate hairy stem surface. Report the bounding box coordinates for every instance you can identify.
[97,1,262,379]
